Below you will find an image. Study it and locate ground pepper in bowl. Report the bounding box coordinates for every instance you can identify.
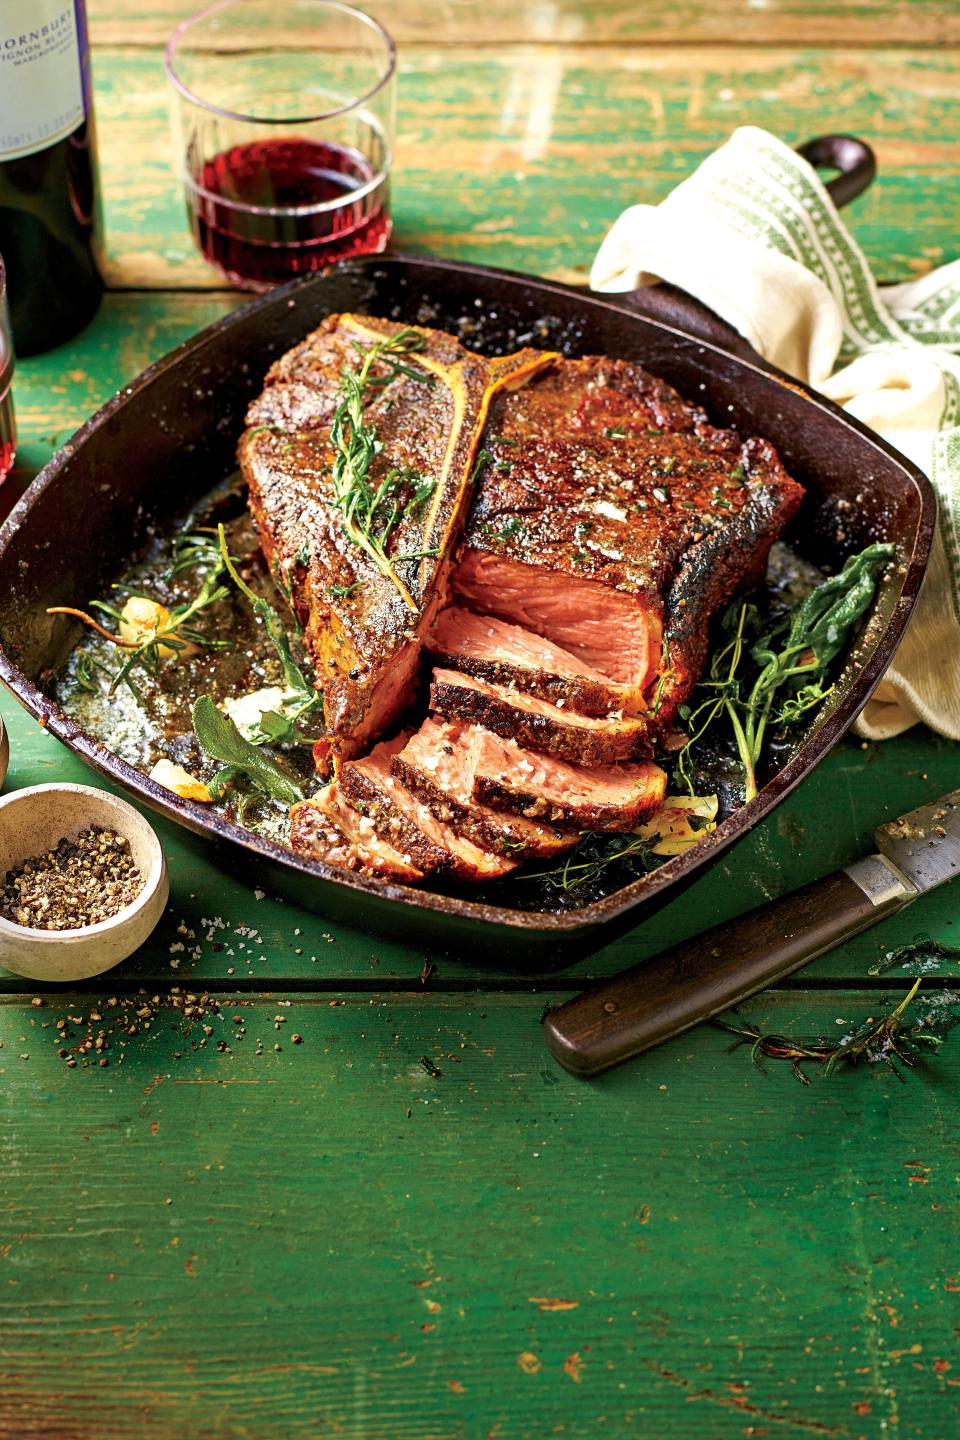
[0,827,144,930]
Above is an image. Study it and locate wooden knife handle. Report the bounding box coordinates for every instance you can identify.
[543,859,914,1077]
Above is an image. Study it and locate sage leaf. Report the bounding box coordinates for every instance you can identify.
[192,695,302,805]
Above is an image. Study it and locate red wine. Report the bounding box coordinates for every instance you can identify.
[188,138,391,288]
[0,2,103,356]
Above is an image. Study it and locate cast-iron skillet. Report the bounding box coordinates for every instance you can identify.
[0,140,935,965]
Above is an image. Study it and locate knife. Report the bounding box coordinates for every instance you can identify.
[543,790,960,1077]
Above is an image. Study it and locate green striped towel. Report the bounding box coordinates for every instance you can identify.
[591,126,960,742]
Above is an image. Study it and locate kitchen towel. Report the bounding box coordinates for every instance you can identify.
[591,125,960,741]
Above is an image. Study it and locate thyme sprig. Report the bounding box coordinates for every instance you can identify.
[868,938,960,977]
[520,833,660,893]
[677,542,894,802]
[329,328,436,612]
[718,979,960,1084]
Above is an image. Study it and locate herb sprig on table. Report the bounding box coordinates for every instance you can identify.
[719,979,960,1084]
[328,328,437,612]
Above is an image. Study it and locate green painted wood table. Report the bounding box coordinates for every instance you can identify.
[2,4,959,1436]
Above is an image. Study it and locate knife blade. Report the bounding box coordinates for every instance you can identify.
[543,790,959,1078]
[875,789,960,894]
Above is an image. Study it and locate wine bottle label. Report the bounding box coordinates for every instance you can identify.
[0,2,86,162]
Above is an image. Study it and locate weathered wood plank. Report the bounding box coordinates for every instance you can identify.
[88,46,960,290]
[89,0,960,48]
[0,988,956,1439]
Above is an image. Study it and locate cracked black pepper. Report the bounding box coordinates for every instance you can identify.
[0,827,144,930]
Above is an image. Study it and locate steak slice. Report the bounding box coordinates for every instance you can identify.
[429,668,650,766]
[242,313,554,760]
[460,353,804,726]
[469,729,667,832]
[290,782,429,883]
[339,736,518,883]
[426,606,632,717]
[392,719,576,860]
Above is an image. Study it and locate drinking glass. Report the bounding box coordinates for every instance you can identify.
[165,0,395,288]
[0,257,15,484]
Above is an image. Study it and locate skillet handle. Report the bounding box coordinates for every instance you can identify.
[542,856,915,1078]
[797,133,876,210]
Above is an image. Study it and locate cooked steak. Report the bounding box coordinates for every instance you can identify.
[290,782,429,883]
[426,606,633,717]
[339,736,518,882]
[241,314,554,759]
[392,719,576,860]
[247,322,805,889]
[469,728,667,831]
[429,667,650,765]
[457,354,804,725]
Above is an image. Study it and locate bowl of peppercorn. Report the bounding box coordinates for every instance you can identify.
[0,783,168,981]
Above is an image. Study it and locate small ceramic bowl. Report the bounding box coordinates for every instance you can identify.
[0,715,8,791]
[0,783,168,982]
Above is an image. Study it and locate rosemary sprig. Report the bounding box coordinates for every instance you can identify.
[50,547,231,701]
[677,542,894,802]
[329,328,436,612]
[718,978,960,1084]
[166,528,226,579]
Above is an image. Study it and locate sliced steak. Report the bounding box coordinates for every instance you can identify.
[460,353,804,726]
[392,719,575,860]
[290,783,428,883]
[429,667,650,765]
[340,736,518,882]
[242,313,554,760]
[426,606,633,717]
[469,728,667,831]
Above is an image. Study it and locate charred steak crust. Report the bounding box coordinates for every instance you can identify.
[391,755,572,860]
[338,752,518,882]
[655,437,804,724]
[472,770,665,832]
[241,313,556,760]
[467,730,668,833]
[338,765,453,877]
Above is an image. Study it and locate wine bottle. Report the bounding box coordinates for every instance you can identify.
[0,1,103,356]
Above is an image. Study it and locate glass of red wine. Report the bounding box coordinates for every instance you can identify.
[0,257,15,485]
[165,0,395,289]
